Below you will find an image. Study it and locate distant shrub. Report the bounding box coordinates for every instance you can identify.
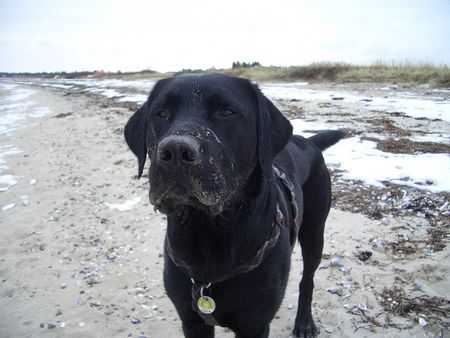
[232,61,261,69]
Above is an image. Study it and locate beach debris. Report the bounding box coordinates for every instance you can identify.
[379,285,449,319]
[1,203,15,211]
[390,235,418,255]
[357,251,372,262]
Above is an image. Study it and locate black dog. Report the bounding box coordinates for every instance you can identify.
[125,74,344,338]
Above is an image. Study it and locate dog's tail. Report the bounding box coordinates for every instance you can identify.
[309,130,346,151]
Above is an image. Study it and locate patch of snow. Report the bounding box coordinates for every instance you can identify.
[262,83,450,122]
[0,145,22,171]
[105,196,142,211]
[410,134,450,144]
[1,203,16,211]
[0,174,18,192]
[323,136,450,192]
[118,94,148,103]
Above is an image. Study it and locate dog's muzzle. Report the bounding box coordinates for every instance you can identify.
[150,134,226,215]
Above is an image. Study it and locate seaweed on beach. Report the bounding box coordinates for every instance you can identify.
[370,137,450,154]
[379,285,450,319]
[330,172,450,252]
[389,234,419,255]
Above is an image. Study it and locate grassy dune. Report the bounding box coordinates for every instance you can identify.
[204,62,450,87]
[121,62,450,87]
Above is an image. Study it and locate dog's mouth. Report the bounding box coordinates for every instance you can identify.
[149,182,226,216]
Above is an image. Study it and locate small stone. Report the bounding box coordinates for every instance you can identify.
[40,322,45,328]
[78,322,85,327]
[330,257,344,267]
[327,287,344,296]
[61,283,67,289]
[39,244,45,251]
[413,279,422,290]
[418,317,427,326]
[287,303,294,309]
[130,317,141,324]
[30,179,37,185]
[151,305,158,311]
[21,195,29,206]
[47,322,57,329]
[60,322,66,328]
[56,309,62,316]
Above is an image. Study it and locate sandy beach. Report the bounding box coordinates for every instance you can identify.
[0,80,448,337]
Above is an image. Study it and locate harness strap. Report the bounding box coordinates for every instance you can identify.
[273,166,301,228]
[165,205,284,283]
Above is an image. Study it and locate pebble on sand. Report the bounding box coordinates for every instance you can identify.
[330,257,344,267]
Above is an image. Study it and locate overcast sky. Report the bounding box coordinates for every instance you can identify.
[1,0,449,73]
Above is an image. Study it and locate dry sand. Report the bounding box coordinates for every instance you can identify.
[0,83,448,337]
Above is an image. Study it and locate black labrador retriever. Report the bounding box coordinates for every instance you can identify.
[124,74,344,338]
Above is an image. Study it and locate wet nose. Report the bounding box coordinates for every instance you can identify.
[157,135,201,167]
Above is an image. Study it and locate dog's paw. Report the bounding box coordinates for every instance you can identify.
[292,320,320,338]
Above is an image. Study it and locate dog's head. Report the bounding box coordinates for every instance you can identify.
[125,74,292,215]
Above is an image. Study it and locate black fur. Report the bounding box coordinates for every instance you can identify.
[124,74,345,338]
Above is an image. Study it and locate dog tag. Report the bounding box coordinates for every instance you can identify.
[197,296,216,314]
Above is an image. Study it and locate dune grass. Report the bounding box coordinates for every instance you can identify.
[214,62,450,87]
[118,61,449,87]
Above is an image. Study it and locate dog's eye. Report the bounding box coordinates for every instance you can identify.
[156,110,169,119]
[220,108,234,117]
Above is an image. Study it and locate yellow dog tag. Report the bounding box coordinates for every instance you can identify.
[197,296,216,314]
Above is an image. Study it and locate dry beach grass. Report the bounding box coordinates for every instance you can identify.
[0,78,448,337]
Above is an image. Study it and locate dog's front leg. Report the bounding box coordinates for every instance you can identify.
[293,224,323,338]
[234,324,270,338]
[293,167,331,338]
[182,320,215,338]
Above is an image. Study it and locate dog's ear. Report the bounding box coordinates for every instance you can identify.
[124,101,148,178]
[253,84,293,178]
